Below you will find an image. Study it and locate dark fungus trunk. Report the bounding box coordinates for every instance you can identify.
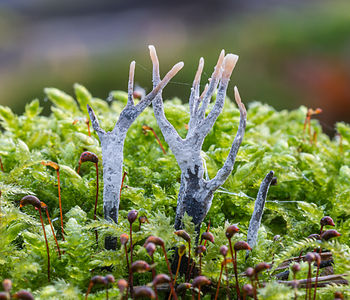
[175,165,213,234]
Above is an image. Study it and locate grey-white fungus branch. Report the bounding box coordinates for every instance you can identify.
[87,50,183,249]
[247,170,275,251]
[149,45,247,231]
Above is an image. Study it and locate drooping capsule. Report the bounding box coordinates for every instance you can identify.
[120,233,129,245]
[12,291,34,300]
[291,263,301,274]
[128,210,138,224]
[131,260,151,273]
[192,276,211,288]
[105,274,115,284]
[242,284,254,297]
[145,242,156,257]
[20,195,41,209]
[220,245,228,257]
[2,279,12,293]
[225,225,239,238]
[320,216,335,227]
[134,286,156,299]
[320,229,341,241]
[245,267,255,278]
[117,279,128,294]
[201,231,214,244]
[254,262,270,274]
[152,274,171,286]
[234,241,251,251]
[80,151,98,164]
[174,230,191,242]
[91,275,107,285]
[144,236,164,247]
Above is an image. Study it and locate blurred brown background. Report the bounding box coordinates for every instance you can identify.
[0,0,350,133]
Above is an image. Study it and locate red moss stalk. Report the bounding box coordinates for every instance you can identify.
[41,202,61,258]
[39,208,50,282]
[174,230,191,281]
[0,157,4,172]
[128,210,138,298]
[20,195,51,282]
[142,125,167,154]
[120,171,128,201]
[41,161,65,240]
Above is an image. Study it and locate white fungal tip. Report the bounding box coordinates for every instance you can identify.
[222,54,239,79]
[149,45,158,62]
[234,86,241,104]
[194,57,204,84]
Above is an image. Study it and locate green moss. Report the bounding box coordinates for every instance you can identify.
[0,85,349,298]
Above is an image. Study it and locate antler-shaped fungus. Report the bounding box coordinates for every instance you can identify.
[149,45,246,232]
[87,49,183,249]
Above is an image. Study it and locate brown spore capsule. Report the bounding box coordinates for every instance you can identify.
[131,260,151,273]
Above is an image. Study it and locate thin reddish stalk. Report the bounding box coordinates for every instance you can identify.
[44,208,61,258]
[168,254,183,300]
[0,157,4,172]
[129,224,134,298]
[203,220,211,247]
[161,245,177,300]
[225,264,230,299]
[56,169,65,240]
[305,263,311,300]
[214,264,224,300]
[293,273,298,300]
[199,253,202,276]
[154,283,159,300]
[85,281,93,300]
[120,171,127,201]
[94,162,99,243]
[151,255,156,280]
[197,286,201,300]
[77,161,82,174]
[251,279,257,300]
[143,126,166,154]
[86,118,91,137]
[174,254,183,284]
[39,208,50,282]
[186,240,191,281]
[313,264,320,300]
[123,244,130,299]
[234,250,241,300]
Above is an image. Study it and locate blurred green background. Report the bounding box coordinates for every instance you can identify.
[0,0,350,133]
